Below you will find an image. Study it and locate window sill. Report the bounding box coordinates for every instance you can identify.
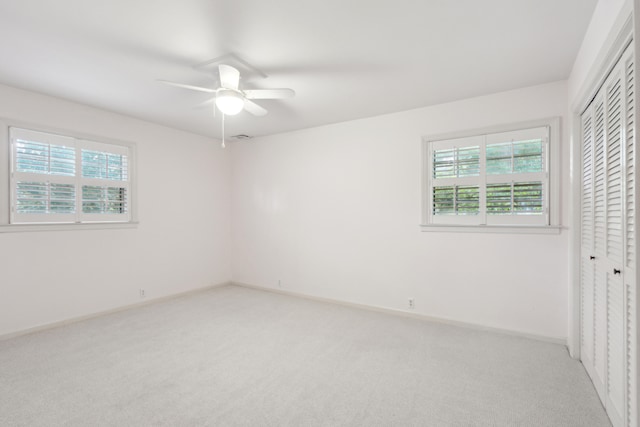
[0,221,139,233]
[419,224,562,234]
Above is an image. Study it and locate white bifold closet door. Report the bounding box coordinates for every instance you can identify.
[580,43,636,427]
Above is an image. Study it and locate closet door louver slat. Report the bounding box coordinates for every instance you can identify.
[623,54,637,427]
[606,77,623,264]
[594,99,607,257]
[626,58,636,270]
[583,113,594,250]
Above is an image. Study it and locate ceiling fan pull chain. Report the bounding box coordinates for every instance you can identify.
[221,113,226,148]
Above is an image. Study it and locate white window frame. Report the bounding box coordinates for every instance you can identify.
[421,117,561,234]
[0,119,137,232]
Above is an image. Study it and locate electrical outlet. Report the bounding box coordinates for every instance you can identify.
[408,298,415,309]
[140,289,145,298]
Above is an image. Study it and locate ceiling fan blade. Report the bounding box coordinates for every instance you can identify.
[219,64,240,90]
[243,88,295,99]
[243,99,268,116]
[194,97,216,109]
[157,80,216,93]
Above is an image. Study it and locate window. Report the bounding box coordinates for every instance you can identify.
[9,127,132,224]
[422,119,559,230]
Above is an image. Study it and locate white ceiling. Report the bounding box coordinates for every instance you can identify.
[0,0,598,139]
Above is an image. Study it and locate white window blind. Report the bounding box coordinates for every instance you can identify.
[423,124,553,227]
[10,127,132,224]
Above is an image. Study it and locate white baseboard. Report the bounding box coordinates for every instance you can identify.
[2,280,566,347]
[0,281,232,341]
[232,281,567,346]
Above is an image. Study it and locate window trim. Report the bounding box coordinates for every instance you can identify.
[0,119,138,232]
[420,117,561,233]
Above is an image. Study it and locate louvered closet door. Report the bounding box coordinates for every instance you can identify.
[580,104,597,388]
[593,94,609,401]
[580,43,635,427]
[604,63,626,427]
[622,50,637,427]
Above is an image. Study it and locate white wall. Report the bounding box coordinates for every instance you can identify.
[231,81,569,340]
[0,84,231,336]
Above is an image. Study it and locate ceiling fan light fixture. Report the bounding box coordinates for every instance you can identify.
[215,89,244,115]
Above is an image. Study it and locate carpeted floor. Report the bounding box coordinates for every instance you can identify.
[0,285,610,426]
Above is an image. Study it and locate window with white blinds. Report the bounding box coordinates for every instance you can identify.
[9,127,132,224]
[422,120,558,228]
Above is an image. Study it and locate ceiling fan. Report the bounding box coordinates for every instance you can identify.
[159,64,295,117]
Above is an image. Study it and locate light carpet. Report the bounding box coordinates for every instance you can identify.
[0,285,610,426]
